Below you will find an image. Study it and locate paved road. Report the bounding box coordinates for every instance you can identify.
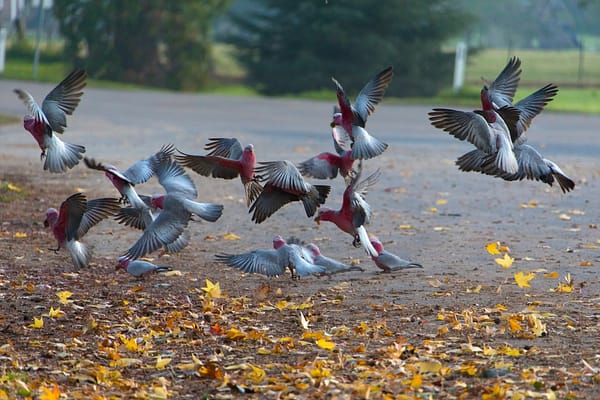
[0,79,598,288]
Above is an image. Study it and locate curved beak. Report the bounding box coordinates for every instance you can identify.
[330,121,336,128]
[314,215,320,225]
[43,219,49,228]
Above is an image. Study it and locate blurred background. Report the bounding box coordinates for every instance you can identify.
[0,0,598,113]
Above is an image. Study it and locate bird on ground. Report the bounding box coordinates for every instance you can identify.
[314,162,379,257]
[14,69,87,173]
[175,138,263,206]
[368,237,422,273]
[298,127,355,180]
[120,157,223,260]
[116,256,172,278]
[249,160,330,223]
[215,235,326,278]
[44,192,120,268]
[285,236,364,275]
[428,105,521,175]
[331,66,393,160]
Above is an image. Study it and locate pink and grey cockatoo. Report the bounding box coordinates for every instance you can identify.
[428,105,521,175]
[314,163,379,257]
[454,58,571,191]
[368,237,422,273]
[331,66,392,160]
[14,69,87,173]
[215,235,326,278]
[116,256,172,278]
[44,192,120,268]
[284,236,364,275]
[121,157,223,260]
[175,138,262,206]
[298,127,355,180]
[249,161,330,223]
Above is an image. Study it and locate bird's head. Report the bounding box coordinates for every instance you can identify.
[369,237,384,255]
[116,256,130,271]
[305,243,321,257]
[331,112,343,127]
[43,208,58,228]
[314,208,332,225]
[272,235,286,249]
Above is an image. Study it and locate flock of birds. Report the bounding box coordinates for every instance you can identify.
[13,56,574,279]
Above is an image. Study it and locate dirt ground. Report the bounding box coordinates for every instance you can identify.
[1,150,599,399]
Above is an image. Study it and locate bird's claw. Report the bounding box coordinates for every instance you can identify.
[48,247,60,253]
[40,151,46,161]
[352,236,361,248]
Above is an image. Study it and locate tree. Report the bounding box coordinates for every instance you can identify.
[224,0,472,96]
[53,1,231,90]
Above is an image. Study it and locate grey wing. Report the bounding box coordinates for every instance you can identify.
[354,66,394,122]
[455,149,489,173]
[256,161,308,192]
[215,250,285,276]
[115,206,154,230]
[488,56,521,108]
[14,89,48,126]
[281,246,326,277]
[122,144,174,184]
[174,152,241,179]
[41,69,87,133]
[121,209,187,259]
[249,185,299,223]
[77,197,121,238]
[63,193,87,242]
[155,157,198,198]
[204,137,243,159]
[513,84,558,135]
[314,254,361,273]
[331,126,349,155]
[429,109,493,153]
[378,250,423,270]
[298,154,339,179]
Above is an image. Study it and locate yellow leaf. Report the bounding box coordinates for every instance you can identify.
[6,182,22,192]
[555,283,573,293]
[56,291,73,305]
[496,303,507,311]
[39,383,60,400]
[508,316,523,333]
[580,261,593,267]
[495,253,514,269]
[13,232,28,238]
[47,307,64,318]
[528,314,547,337]
[155,356,172,370]
[502,346,520,357]
[29,316,43,329]
[223,232,241,240]
[302,331,325,340]
[416,361,442,374]
[274,300,289,310]
[436,199,447,205]
[164,270,182,276]
[558,213,571,220]
[544,271,559,278]
[399,224,414,229]
[430,207,438,213]
[111,358,142,367]
[514,271,536,288]
[410,373,423,388]
[246,364,266,384]
[202,279,222,299]
[316,338,336,351]
[485,242,501,255]
[119,335,139,352]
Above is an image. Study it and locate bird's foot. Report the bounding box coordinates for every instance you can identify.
[253,174,263,182]
[352,236,361,248]
[40,151,46,161]
[118,195,129,205]
[48,247,60,253]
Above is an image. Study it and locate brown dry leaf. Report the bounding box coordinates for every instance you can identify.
[580,261,593,267]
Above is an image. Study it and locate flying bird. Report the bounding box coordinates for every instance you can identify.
[14,69,87,172]
[120,157,223,260]
[368,237,422,273]
[249,160,330,223]
[331,66,392,160]
[175,138,262,206]
[44,192,120,268]
[298,127,355,180]
[215,235,326,278]
[314,163,379,257]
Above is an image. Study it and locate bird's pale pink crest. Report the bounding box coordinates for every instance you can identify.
[272,235,286,249]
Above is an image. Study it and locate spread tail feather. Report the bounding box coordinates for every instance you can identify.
[45,135,85,173]
[67,240,91,269]
[357,226,378,257]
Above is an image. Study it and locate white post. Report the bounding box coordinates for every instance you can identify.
[0,28,7,73]
[453,41,467,93]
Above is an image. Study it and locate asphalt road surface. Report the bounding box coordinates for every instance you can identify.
[0,79,598,294]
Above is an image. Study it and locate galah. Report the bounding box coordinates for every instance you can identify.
[14,69,87,173]
[175,138,262,206]
[480,56,522,110]
[456,144,575,193]
[331,66,392,160]
[249,160,330,223]
[120,157,223,260]
[298,127,355,180]
[314,163,379,257]
[116,256,172,278]
[44,192,120,269]
[215,235,326,278]
[369,237,422,273]
[428,106,521,175]
[84,144,174,219]
[303,243,364,275]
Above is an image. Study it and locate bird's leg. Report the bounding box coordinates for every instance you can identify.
[118,195,129,205]
[352,235,361,248]
[252,174,263,182]
[40,149,46,161]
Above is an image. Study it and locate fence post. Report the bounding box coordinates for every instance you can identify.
[453,42,467,94]
[0,28,7,73]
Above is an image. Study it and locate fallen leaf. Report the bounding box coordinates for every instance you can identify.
[486,242,501,255]
[223,232,241,240]
[56,291,73,305]
[436,199,447,205]
[202,279,222,299]
[246,364,266,384]
[580,261,593,267]
[47,307,64,318]
[39,383,60,400]
[316,338,336,351]
[29,316,43,329]
[299,312,309,330]
[514,271,536,288]
[13,232,27,238]
[495,253,514,269]
[558,214,571,221]
[155,356,172,370]
[164,270,182,276]
[544,271,559,278]
[6,182,22,192]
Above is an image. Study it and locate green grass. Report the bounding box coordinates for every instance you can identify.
[465,48,600,87]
